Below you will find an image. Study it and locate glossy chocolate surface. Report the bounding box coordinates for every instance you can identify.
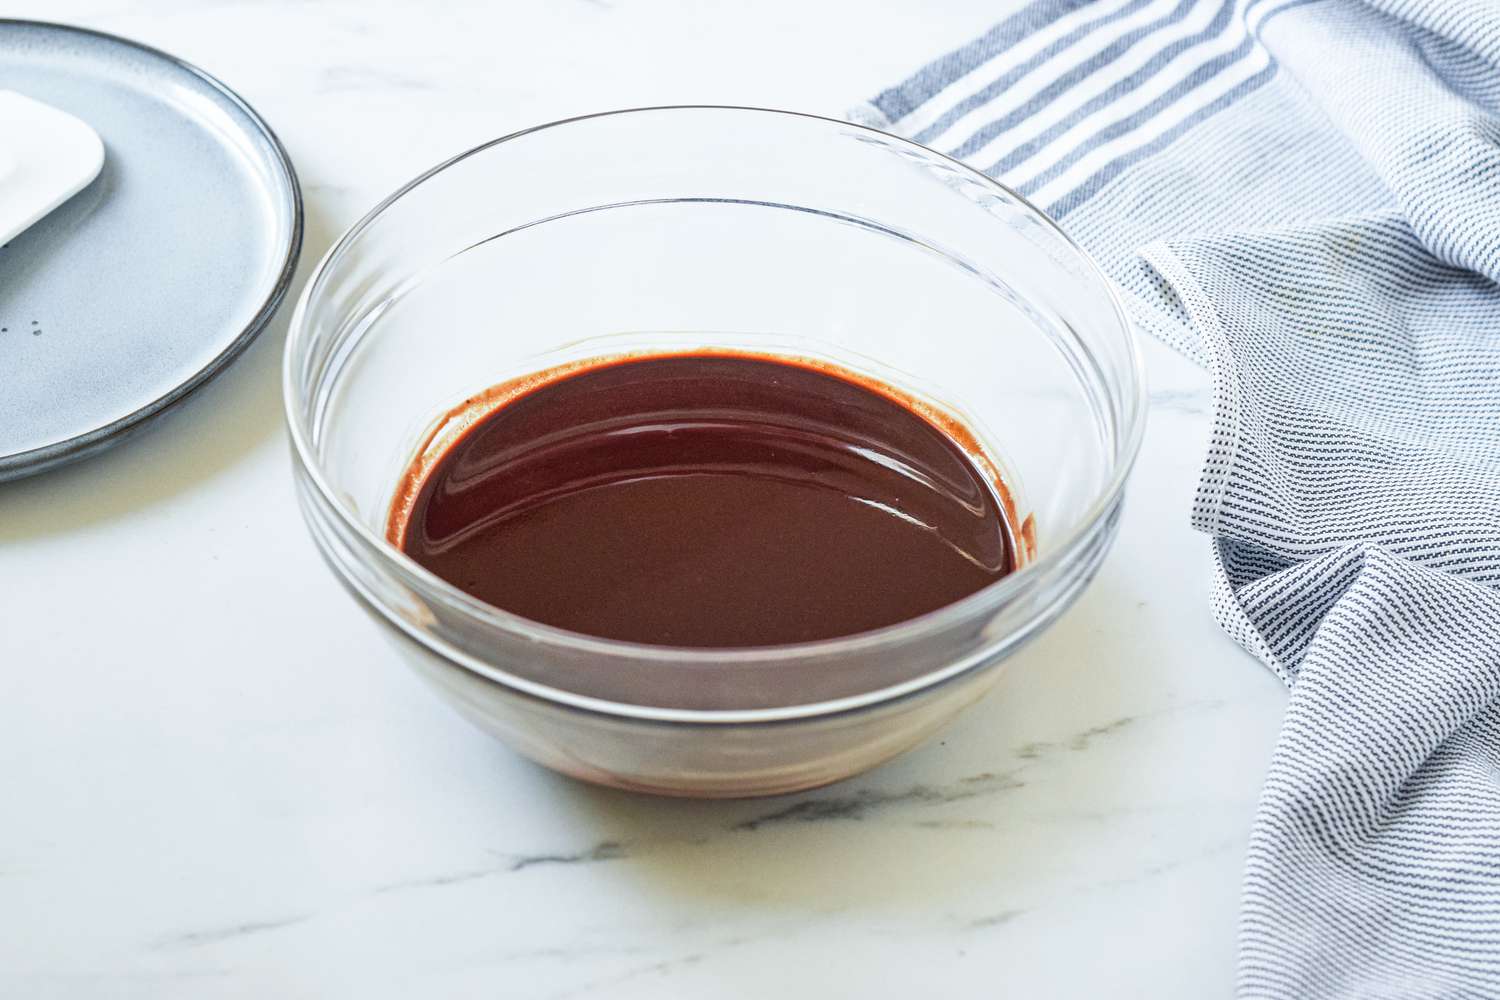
[394,354,1013,647]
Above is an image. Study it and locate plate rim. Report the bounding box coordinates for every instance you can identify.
[0,18,304,480]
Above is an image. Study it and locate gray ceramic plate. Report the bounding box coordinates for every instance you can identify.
[0,20,301,480]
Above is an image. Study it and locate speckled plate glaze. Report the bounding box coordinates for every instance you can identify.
[0,21,302,480]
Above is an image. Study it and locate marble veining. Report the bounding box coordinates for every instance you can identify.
[1014,715,1135,759]
[507,839,629,872]
[963,908,1026,930]
[732,770,1027,830]
[159,915,314,950]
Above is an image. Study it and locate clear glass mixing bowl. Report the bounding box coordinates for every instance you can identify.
[283,106,1145,797]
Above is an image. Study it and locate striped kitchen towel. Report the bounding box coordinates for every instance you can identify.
[859,1,1500,996]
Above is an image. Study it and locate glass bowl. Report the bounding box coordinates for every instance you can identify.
[283,106,1145,798]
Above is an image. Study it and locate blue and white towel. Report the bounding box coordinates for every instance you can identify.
[859,2,1500,996]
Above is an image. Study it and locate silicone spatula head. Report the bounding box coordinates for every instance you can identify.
[0,90,105,245]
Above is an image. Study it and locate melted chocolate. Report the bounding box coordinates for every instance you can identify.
[393,353,1014,647]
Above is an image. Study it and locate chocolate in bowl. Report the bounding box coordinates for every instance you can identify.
[283,107,1143,797]
[388,350,1028,648]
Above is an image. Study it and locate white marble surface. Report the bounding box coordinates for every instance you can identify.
[0,2,1288,997]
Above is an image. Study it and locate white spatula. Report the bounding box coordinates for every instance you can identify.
[0,89,104,244]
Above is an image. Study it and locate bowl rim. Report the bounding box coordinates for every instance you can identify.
[282,104,1147,721]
